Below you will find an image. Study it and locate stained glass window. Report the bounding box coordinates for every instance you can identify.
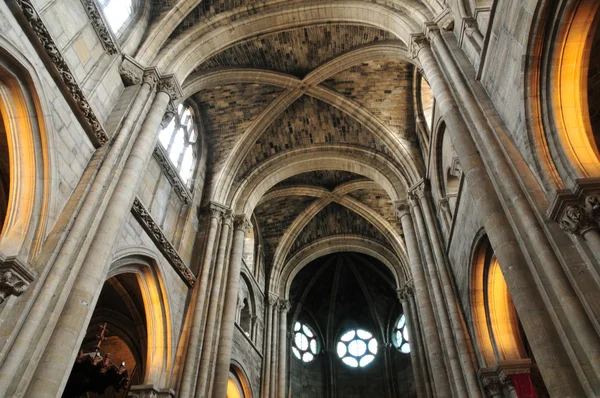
[394,314,411,354]
[292,322,318,363]
[158,103,198,187]
[99,0,134,34]
[337,329,378,367]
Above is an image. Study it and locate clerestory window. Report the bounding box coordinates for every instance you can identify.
[336,329,378,368]
[158,103,198,187]
[393,314,411,354]
[99,0,134,35]
[292,322,319,363]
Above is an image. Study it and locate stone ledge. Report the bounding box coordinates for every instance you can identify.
[131,197,195,287]
[152,145,192,205]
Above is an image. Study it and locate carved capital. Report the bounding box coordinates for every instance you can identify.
[268,294,279,307]
[409,34,430,59]
[441,17,455,32]
[559,204,596,235]
[79,0,118,54]
[396,283,413,302]
[481,377,502,395]
[142,70,159,88]
[463,18,478,37]
[278,299,291,313]
[0,256,35,305]
[157,76,182,101]
[119,57,143,86]
[409,179,427,200]
[160,102,176,129]
[394,200,410,220]
[208,202,228,219]
[234,215,252,233]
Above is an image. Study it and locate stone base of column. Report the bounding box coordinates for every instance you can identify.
[127,384,175,398]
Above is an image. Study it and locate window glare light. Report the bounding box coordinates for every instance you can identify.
[337,329,378,368]
[292,323,318,363]
[394,315,410,355]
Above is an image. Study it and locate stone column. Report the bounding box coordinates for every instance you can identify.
[278,299,290,398]
[413,33,587,395]
[262,296,277,398]
[408,287,434,398]
[409,190,466,396]
[270,304,280,398]
[26,75,180,398]
[398,284,426,398]
[416,181,482,397]
[0,68,156,396]
[395,202,451,396]
[179,203,226,398]
[195,211,233,398]
[211,215,251,398]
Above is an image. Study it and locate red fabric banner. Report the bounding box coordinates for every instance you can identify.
[511,374,537,398]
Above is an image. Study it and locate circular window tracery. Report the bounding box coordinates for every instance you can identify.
[336,329,378,367]
[394,314,410,354]
[292,322,318,363]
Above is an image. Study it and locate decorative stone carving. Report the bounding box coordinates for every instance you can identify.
[409,179,427,201]
[278,299,291,313]
[160,102,176,129]
[79,0,118,55]
[131,197,196,287]
[268,294,279,307]
[409,34,429,59]
[0,256,35,305]
[143,70,159,88]
[14,0,110,146]
[152,145,192,204]
[157,76,182,101]
[207,201,228,219]
[450,156,463,177]
[481,377,502,396]
[394,200,410,220]
[560,204,593,235]
[441,17,455,32]
[234,215,252,233]
[396,283,413,302]
[119,56,143,86]
[463,18,479,38]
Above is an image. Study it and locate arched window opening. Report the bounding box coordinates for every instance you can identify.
[471,236,526,366]
[552,0,600,177]
[243,226,255,269]
[336,329,378,368]
[63,273,146,397]
[0,111,9,237]
[440,127,461,214]
[158,103,198,187]
[393,314,410,354]
[227,366,251,398]
[292,322,319,363]
[240,298,251,335]
[99,0,134,35]
[420,75,434,132]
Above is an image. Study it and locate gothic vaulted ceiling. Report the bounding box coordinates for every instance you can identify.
[134,0,440,290]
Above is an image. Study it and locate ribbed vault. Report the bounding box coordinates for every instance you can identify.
[132,0,432,296]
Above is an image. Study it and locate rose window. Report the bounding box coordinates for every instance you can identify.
[292,322,318,363]
[336,329,378,368]
[394,314,410,354]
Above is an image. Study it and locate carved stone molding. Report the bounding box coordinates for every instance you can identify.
[548,178,600,236]
[160,102,176,129]
[396,283,414,302]
[142,69,159,88]
[234,215,252,233]
[157,75,182,101]
[0,255,35,305]
[79,0,118,55]
[278,299,291,313]
[13,0,110,146]
[131,197,196,287]
[409,34,430,59]
[152,145,192,205]
[119,56,143,86]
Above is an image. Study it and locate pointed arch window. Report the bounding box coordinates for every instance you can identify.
[158,103,198,187]
[99,0,134,35]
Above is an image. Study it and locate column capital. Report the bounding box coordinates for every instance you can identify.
[425,22,442,41]
[0,255,34,305]
[396,283,414,302]
[233,215,252,233]
[119,56,144,86]
[394,200,410,220]
[409,34,430,59]
[207,201,228,219]
[463,17,479,38]
[157,75,182,101]
[278,299,291,313]
[268,294,279,307]
[548,177,600,235]
[142,69,159,88]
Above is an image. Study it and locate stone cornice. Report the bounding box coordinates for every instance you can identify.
[131,197,196,287]
[79,0,119,55]
[152,145,192,205]
[13,0,110,147]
